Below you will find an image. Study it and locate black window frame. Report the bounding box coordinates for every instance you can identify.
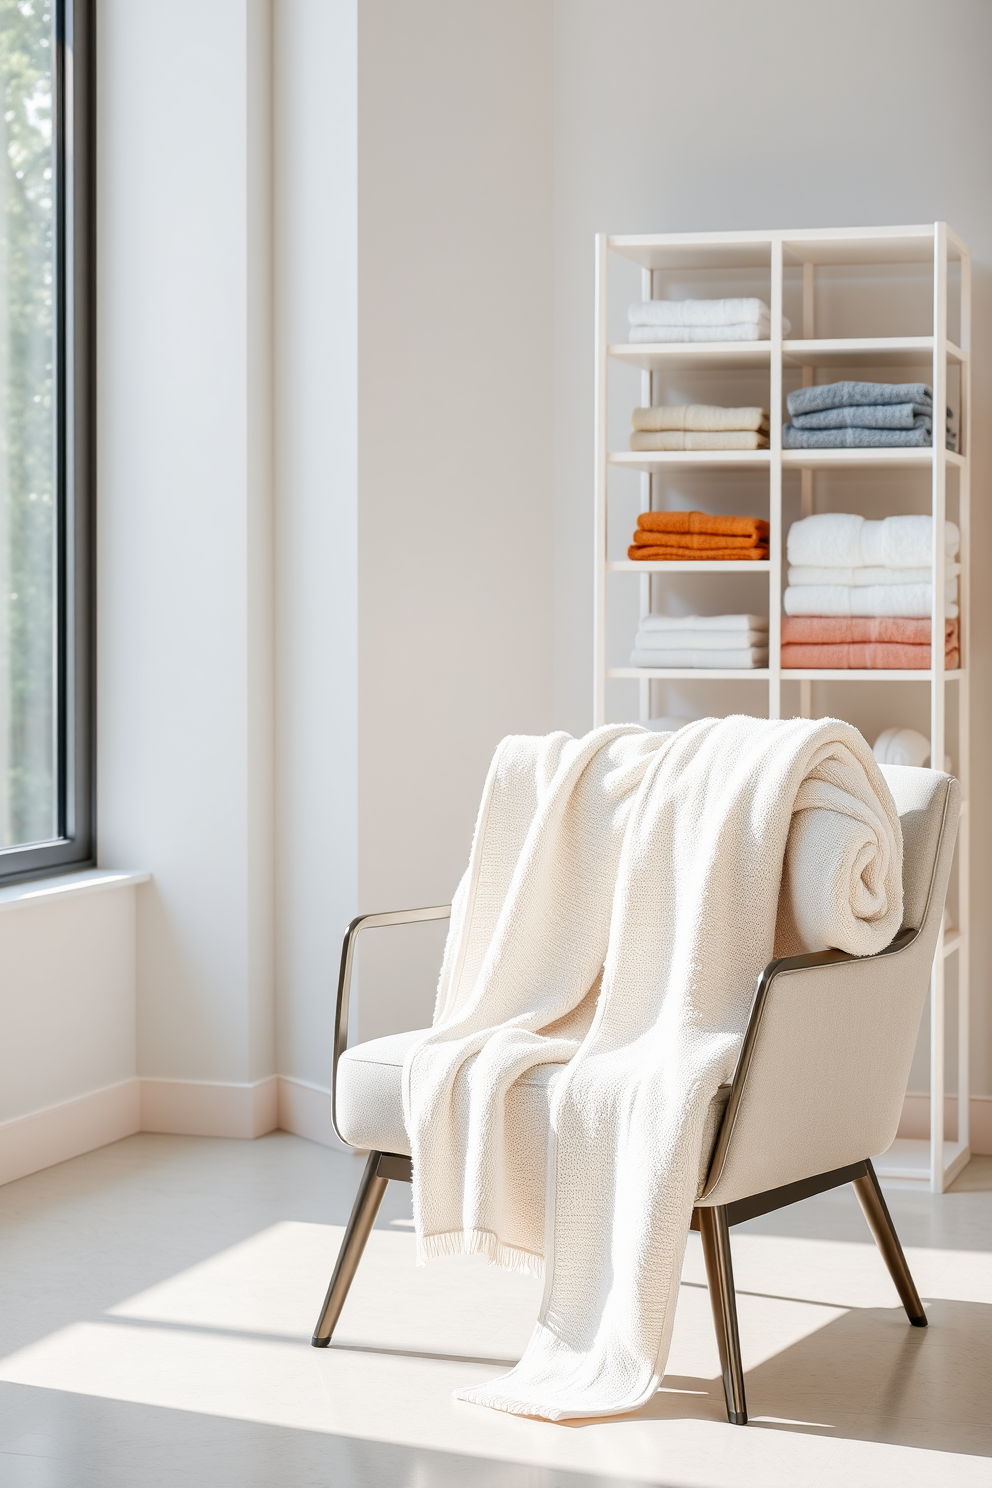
[0,0,94,884]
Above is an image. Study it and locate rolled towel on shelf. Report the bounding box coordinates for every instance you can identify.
[632,404,768,433]
[783,583,958,619]
[873,727,952,772]
[630,430,769,451]
[629,647,768,669]
[787,513,960,569]
[788,563,959,588]
[639,612,768,632]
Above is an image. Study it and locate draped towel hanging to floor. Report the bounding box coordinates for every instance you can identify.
[402,716,903,1422]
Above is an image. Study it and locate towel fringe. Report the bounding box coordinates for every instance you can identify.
[417,1227,545,1278]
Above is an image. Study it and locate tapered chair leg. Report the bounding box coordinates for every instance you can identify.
[852,1159,927,1327]
[698,1205,747,1425]
[312,1151,389,1347]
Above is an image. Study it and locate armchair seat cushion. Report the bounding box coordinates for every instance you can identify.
[337,1030,729,1195]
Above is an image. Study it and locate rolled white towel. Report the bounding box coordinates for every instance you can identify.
[630,647,768,668]
[634,629,768,651]
[638,613,768,632]
[784,583,958,619]
[787,513,960,569]
[788,563,959,587]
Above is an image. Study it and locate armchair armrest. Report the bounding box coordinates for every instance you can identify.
[699,925,917,1202]
[331,904,451,1144]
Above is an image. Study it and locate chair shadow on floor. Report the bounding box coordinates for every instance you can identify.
[627,1298,992,1455]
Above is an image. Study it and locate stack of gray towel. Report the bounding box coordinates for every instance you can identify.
[783,382,955,450]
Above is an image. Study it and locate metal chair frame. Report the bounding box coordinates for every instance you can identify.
[313,906,928,1427]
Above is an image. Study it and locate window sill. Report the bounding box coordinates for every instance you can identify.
[0,868,151,915]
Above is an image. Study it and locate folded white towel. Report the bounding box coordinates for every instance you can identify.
[630,648,768,668]
[638,613,768,633]
[632,404,768,433]
[789,564,960,587]
[629,297,770,327]
[634,630,768,652]
[787,513,960,569]
[629,322,787,343]
[784,584,958,619]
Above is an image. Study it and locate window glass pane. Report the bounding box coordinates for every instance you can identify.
[0,0,55,848]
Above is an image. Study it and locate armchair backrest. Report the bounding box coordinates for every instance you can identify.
[699,766,960,1208]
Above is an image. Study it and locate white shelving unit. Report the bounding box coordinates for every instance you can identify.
[593,224,971,1193]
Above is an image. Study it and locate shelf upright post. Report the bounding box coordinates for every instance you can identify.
[639,267,652,723]
[956,237,972,1163]
[594,234,609,728]
[799,260,816,719]
[768,236,783,720]
[930,221,948,1192]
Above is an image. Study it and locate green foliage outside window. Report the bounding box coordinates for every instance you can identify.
[0,0,54,848]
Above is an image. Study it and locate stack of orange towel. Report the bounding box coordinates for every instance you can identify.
[629,511,769,561]
[781,617,959,670]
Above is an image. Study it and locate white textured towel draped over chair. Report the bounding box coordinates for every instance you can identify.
[401,716,903,1422]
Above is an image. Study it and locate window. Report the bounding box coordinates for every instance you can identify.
[0,0,91,881]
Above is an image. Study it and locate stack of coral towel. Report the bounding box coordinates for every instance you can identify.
[783,382,953,450]
[630,404,769,452]
[628,297,790,344]
[631,613,769,670]
[630,510,769,561]
[783,513,960,670]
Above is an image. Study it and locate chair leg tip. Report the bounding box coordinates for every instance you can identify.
[910,1315,928,1328]
[728,1410,747,1426]
[311,1334,331,1348]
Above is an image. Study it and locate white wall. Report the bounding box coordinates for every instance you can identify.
[354,0,556,1043]
[97,0,275,1090]
[552,0,992,1100]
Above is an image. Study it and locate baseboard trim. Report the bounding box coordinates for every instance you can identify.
[898,1092,992,1155]
[139,1076,279,1139]
[1,1081,985,1191]
[276,1076,350,1151]
[0,1079,141,1187]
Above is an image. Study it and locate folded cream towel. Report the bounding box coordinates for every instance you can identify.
[784,583,958,619]
[632,405,768,433]
[405,720,902,1420]
[629,297,770,327]
[634,630,768,652]
[789,564,960,587]
[630,647,769,668]
[787,513,960,569]
[639,613,768,633]
[630,430,769,451]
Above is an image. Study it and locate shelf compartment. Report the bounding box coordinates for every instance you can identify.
[609,667,770,680]
[782,668,963,682]
[783,336,965,367]
[608,342,772,372]
[782,446,965,472]
[607,560,770,573]
[609,449,771,473]
[607,233,772,271]
[781,226,956,267]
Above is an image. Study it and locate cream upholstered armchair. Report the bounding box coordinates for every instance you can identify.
[312,764,959,1427]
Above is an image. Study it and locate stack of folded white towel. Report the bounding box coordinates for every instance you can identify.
[784,514,960,619]
[631,614,769,669]
[628,298,791,344]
